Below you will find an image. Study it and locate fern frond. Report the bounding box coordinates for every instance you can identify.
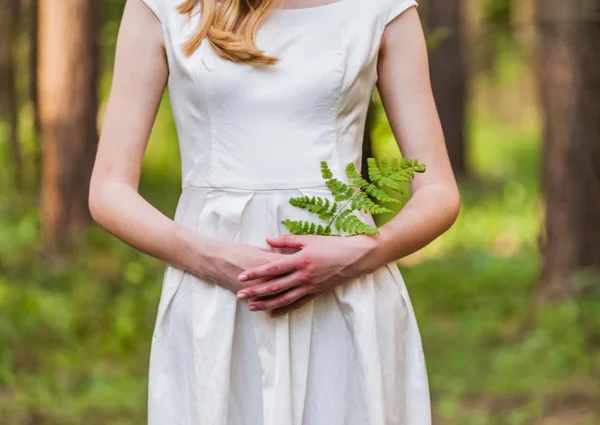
[348,161,403,204]
[367,156,426,195]
[380,157,391,176]
[334,210,379,235]
[281,219,312,235]
[363,183,403,204]
[387,172,413,184]
[367,157,382,182]
[345,162,369,189]
[282,219,333,235]
[284,156,426,237]
[288,195,337,220]
[320,160,333,179]
[377,177,406,194]
[325,178,355,201]
[350,192,392,214]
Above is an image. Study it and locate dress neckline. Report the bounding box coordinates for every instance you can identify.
[274,0,344,13]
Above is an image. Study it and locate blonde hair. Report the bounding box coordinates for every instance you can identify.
[177,0,279,65]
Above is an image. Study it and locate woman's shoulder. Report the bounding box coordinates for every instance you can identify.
[348,0,418,24]
[138,0,184,23]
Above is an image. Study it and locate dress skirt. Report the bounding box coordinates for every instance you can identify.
[147,186,431,425]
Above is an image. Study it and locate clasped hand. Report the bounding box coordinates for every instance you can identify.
[236,233,379,317]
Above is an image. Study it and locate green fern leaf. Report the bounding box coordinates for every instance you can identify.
[380,157,391,176]
[333,209,353,232]
[335,212,379,235]
[285,156,426,237]
[377,176,406,194]
[281,219,312,235]
[320,161,333,179]
[388,172,413,184]
[326,179,354,201]
[351,192,392,214]
[345,162,369,189]
[346,215,380,235]
[367,157,382,182]
[363,183,403,204]
[288,195,337,220]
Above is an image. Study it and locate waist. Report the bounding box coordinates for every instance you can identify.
[181,183,333,192]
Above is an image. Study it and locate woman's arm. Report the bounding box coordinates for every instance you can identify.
[89,0,283,289]
[234,7,460,316]
[371,6,461,264]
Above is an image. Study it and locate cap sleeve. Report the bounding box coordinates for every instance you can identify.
[139,0,164,23]
[384,0,418,25]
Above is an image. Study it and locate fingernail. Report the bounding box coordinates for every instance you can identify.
[238,274,248,282]
[249,305,257,311]
[237,292,247,300]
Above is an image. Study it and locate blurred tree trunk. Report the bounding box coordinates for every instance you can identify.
[0,0,23,187]
[27,0,40,144]
[38,0,100,255]
[427,0,468,177]
[536,0,600,301]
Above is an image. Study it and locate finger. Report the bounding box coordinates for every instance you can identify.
[270,293,317,317]
[238,254,302,283]
[248,290,289,303]
[238,271,305,300]
[248,293,276,302]
[248,285,312,312]
[266,234,306,249]
[240,276,270,292]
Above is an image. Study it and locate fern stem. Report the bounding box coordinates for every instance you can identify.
[326,187,361,230]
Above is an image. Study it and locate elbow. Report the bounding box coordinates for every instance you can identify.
[427,182,460,233]
[88,185,102,226]
[88,176,109,227]
[444,185,461,230]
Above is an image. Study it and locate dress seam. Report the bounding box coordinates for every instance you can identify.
[200,41,216,188]
[181,184,331,192]
[332,21,347,185]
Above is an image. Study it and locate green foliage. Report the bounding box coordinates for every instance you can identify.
[282,156,426,236]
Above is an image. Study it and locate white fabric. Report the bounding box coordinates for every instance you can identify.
[141,0,430,424]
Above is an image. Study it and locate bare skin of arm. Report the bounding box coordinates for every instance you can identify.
[237,7,461,316]
[89,0,285,293]
[370,6,461,264]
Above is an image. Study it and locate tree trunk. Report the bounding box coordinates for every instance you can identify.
[38,0,100,254]
[28,0,41,183]
[427,0,468,177]
[0,0,23,188]
[536,0,600,301]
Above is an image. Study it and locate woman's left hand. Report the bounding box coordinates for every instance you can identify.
[236,233,381,317]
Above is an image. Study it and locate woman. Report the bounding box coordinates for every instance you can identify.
[89,0,460,423]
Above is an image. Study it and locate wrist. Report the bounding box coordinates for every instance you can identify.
[173,223,226,281]
[363,225,402,272]
[354,234,386,275]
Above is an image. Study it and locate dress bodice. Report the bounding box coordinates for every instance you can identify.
[141,0,418,190]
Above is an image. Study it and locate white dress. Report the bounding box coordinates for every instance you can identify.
[141,0,431,424]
